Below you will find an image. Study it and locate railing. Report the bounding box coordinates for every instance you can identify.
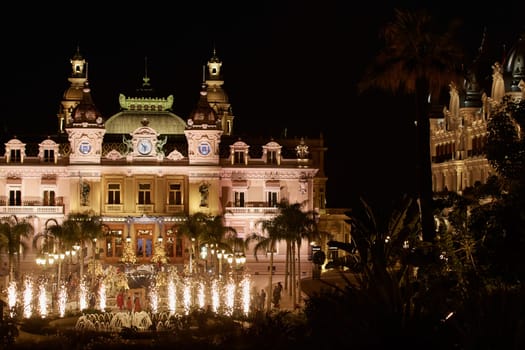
[165,204,184,213]
[0,205,64,215]
[136,204,154,213]
[224,206,279,215]
[104,204,124,212]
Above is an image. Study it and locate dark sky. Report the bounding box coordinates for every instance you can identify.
[3,1,524,209]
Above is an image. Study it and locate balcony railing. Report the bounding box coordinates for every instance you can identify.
[104,204,124,212]
[224,206,279,215]
[165,204,184,213]
[0,205,64,215]
[136,204,154,213]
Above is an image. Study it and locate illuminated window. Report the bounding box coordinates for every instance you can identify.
[10,149,21,163]
[9,189,21,206]
[168,183,182,205]
[267,191,278,207]
[138,183,151,204]
[267,150,278,164]
[44,149,54,163]
[234,151,245,164]
[43,190,56,206]
[108,183,121,204]
[105,229,123,258]
[234,191,245,207]
[136,229,152,257]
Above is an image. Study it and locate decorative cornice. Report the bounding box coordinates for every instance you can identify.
[220,169,317,179]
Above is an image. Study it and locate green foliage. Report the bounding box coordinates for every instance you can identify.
[486,96,525,181]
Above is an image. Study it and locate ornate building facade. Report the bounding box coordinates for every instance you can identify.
[0,48,350,286]
[430,34,524,193]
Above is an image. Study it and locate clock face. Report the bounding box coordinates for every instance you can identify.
[79,141,92,154]
[138,139,153,155]
[198,142,211,156]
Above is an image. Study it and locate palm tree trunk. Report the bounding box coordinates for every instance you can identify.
[297,243,302,307]
[291,241,296,305]
[79,243,84,280]
[415,77,436,243]
[8,255,14,282]
[285,242,290,292]
[267,251,274,310]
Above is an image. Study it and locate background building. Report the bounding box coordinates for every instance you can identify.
[430,34,524,193]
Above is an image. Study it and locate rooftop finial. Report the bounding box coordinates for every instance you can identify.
[143,56,150,87]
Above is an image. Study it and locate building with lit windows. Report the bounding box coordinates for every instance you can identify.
[430,34,524,193]
[0,47,350,290]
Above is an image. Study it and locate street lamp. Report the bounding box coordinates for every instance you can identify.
[190,237,195,274]
[91,238,98,288]
[36,252,55,267]
[227,252,246,280]
[54,252,65,286]
[200,245,208,273]
[216,249,225,276]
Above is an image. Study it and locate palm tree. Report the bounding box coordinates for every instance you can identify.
[198,214,238,275]
[247,200,325,308]
[59,211,105,281]
[304,196,437,348]
[246,219,282,310]
[0,215,34,282]
[32,218,60,281]
[177,212,213,274]
[33,218,82,285]
[272,200,324,306]
[358,8,465,243]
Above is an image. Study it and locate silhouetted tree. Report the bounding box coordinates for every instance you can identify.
[359,8,465,243]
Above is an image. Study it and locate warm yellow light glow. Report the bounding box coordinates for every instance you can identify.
[38,284,48,318]
[58,284,67,317]
[168,279,176,314]
[23,276,33,318]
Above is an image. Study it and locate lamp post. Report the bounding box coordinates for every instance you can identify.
[200,245,208,273]
[190,237,195,274]
[227,252,246,280]
[54,252,65,286]
[91,238,98,288]
[64,247,78,278]
[217,249,225,276]
[35,252,55,268]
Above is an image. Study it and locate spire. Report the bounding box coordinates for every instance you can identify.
[137,56,153,95]
[145,56,148,81]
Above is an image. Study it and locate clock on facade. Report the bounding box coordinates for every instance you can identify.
[138,139,153,155]
[79,141,92,154]
[198,142,211,156]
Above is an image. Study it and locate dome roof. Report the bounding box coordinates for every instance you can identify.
[69,82,103,125]
[503,34,525,92]
[105,111,186,134]
[206,85,229,104]
[105,90,186,135]
[188,84,218,127]
[63,86,84,101]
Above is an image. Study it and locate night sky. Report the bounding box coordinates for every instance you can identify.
[3,1,524,209]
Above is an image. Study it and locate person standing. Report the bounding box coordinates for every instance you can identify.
[134,294,142,312]
[272,282,282,308]
[116,291,124,310]
[126,296,133,312]
[259,288,266,311]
